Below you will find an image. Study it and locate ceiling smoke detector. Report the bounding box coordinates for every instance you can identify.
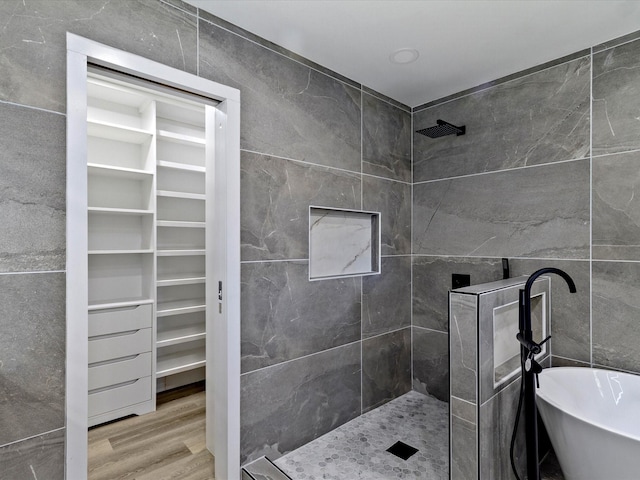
[389,48,419,64]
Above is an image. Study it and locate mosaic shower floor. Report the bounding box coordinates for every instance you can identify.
[274,390,449,480]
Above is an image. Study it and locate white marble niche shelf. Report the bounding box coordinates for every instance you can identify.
[309,206,381,281]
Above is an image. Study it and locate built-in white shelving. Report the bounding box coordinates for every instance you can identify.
[85,73,210,425]
[156,337,206,378]
[86,74,156,427]
[155,100,207,393]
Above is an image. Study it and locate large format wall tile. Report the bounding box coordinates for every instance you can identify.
[413,160,590,259]
[362,93,411,182]
[241,261,361,373]
[241,152,361,261]
[0,273,65,446]
[479,380,525,480]
[412,327,449,402]
[510,259,591,363]
[413,56,590,182]
[362,176,411,255]
[449,293,478,404]
[0,428,64,480]
[240,342,361,464]
[199,19,361,171]
[0,0,197,112]
[593,152,640,261]
[593,37,640,155]
[593,261,640,373]
[362,328,411,412]
[451,414,477,480]
[362,256,411,338]
[413,256,504,332]
[0,103,65,272]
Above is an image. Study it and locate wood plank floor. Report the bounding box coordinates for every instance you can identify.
[88,383,215,480]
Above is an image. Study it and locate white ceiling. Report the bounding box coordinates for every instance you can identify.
[186,0,640,107]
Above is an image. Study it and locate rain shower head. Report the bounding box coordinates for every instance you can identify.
[416,119,465,138]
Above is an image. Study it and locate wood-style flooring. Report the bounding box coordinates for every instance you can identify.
[88,383,215,480]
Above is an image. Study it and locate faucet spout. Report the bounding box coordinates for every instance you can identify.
[524,267,577,297]
[520,267,576,343]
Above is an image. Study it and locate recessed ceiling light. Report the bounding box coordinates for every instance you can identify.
[389,48,419,64]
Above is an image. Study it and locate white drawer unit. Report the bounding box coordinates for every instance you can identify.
[88,376,153,419]
[89,303,153,337]
[88,328,152,364]
[88,352,152,391]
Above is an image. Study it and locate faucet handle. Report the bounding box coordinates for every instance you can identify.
[538,335,552,348]
[525,355,544,388]
[525,353,543,373]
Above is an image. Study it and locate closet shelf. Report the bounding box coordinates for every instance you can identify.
[88,163,153,180]
[157,160,206,173]
[89,249,154,255]
[157,277,205,287]
[157,129,205,146]
[88,77,151,109]
[88,297,154,311]
[157,190,206,201]
[156,299,206,317]
[89,207,154,216]
[156,220,205,229]
[156,332,206,348]
[156,360,206,378]
[88,120,153,144]
[157,249,205,257]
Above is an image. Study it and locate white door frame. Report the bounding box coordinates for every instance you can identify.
[65,33,241,480]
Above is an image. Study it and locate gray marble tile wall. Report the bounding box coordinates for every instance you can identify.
[0,1,201,476]
[197,5,413,467]
[0,0,414,474]
[411,30,640,411]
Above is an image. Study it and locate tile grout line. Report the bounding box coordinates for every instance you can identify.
[0,99,65,116]
[410,108,415,388]
[241,326,413,378]
[360,86,364,416]
[0,427,65,450]
[411,253,591,262]
[240,254,411,265]
[589,46,594,367]
[196,7,200,77]
[412,155,590,186]
[0,270,65,276]
[241,147,412,185]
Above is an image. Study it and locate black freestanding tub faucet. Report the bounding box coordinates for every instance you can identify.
[516,268,576,480]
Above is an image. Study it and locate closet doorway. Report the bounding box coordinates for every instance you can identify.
[66,34,240,480]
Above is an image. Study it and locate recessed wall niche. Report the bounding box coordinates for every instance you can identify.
[309,206,380,280]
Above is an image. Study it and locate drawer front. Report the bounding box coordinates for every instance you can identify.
[88,352,152,391]
[89,328,152,364]
[88,376,152,418]
[89,304,152,337]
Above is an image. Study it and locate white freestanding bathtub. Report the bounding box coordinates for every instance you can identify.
[536,367,640,480]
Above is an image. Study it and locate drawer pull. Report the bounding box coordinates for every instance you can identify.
[89,329,140,342]
[89,353,139,368]
[89,378,139,395]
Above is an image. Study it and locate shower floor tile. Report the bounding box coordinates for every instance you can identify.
[274,391,448,480]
